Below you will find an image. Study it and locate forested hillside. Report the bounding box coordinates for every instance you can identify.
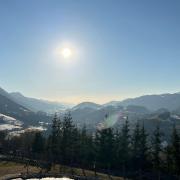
[0,113,180,179]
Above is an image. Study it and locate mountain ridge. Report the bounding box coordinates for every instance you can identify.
[116,93,180,111]
[10,92,71,113]
[72,102,102,110]
[2,86,180,112]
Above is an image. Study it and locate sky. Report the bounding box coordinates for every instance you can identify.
[0,0,180,104]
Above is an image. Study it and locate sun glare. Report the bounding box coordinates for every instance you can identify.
[61,48,72,58]
[53,42,79,65]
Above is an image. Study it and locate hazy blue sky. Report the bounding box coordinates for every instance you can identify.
[0,0,180,104]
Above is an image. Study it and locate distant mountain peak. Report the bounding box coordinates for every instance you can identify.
[10,92,24,97]
[0,86,10,97]
[109,92,180,111]
[10,91,72,113]
[72,102,102,110]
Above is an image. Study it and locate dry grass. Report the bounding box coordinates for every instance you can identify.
[0,161,124,180]
[0,161,40,178]
[46,164,124,180]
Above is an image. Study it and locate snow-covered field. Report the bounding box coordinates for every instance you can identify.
[0,113,46,136]
[0,124,22,131]
[0,113,23,125]
[0,113,23,130]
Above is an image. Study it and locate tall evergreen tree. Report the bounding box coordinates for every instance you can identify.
[79,126,93,167]
[116,118,131,177]
[32,132,45,159]
[32,132,44,153]
[171,125,180,174]
[131,122,141,170]
[139,123,149,170]
[164,145,173,174]
[151,125,162,170]
[51,113,62,163]
[95,128,114,170]
[61,112,75,164]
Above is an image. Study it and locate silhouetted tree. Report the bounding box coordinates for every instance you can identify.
[51,113,62,163]
[164,145,173,174]
[151,125,162,172]
[171,125,180,175]
[95,128,114,171]
[131,122,141,169]
[138,123,149,178]
[61,112,75,164]
[32,132,45,159]
[117,118,131,177]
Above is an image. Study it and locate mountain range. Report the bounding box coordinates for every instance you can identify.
[113,93,180,111]
[0,87,72,113]
[1,86,180,136]
[10,92,72,113]
[72,93,180,112]
[1,86,180,113]
[0,87,30,115]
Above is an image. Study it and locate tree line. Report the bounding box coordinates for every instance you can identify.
[0,112,180,179]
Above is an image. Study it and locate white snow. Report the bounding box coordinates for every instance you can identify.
[0,113,17,121]
[0,124,22,131]
[28,126,47,131]
[0,113,23,131]
[0,113,23,126]
[8,126,46,137]
[171,115,180,120]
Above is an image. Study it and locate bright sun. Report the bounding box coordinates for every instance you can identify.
[61,48,72,58]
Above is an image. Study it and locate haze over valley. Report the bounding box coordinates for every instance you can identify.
[1,86,180,139]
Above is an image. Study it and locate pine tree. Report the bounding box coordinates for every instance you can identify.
[79,125,94,174]
[151,125,162,170]
[113,129,120,168]
[46,135,53,162]
[32,132,44,154]
[70,125,81,165]
[61,112,75,164]
[139,123,149,170]
[79,125,89,166]
[132,123,141,156]
[131,122,141,170]
[171,125,180,175]
[117,118,131,177]
[32,132,45,159]
[164,145,173,174]
[95,127,114,170]
[51,113,62,163]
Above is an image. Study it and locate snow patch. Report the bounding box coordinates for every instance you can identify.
[0,124,22,131]
[0,113,23,125]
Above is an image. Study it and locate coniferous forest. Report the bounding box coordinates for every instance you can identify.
[0,113,180,179]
